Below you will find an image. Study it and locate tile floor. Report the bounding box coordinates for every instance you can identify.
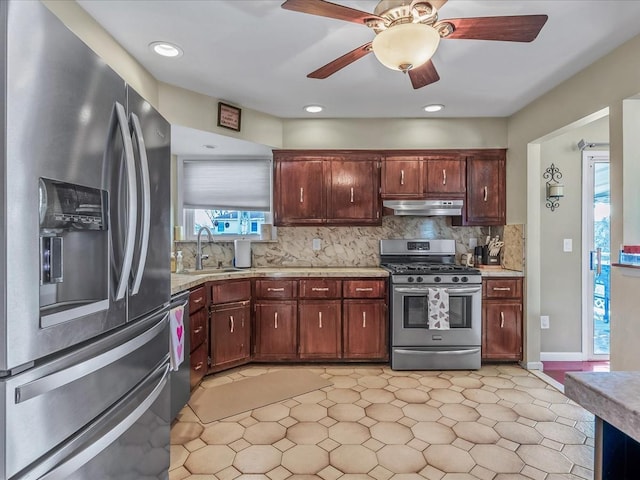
[170,364,595,480]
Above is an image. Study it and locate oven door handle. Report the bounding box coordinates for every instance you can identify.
[394,287,481,294]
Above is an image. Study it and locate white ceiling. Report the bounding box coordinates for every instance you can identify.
[76,0,640,153]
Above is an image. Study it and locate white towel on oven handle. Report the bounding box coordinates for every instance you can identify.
[169,304,185,371]
[428,287,450,329]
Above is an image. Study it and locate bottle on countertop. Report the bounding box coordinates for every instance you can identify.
[170,252,176,273]
[175,251,184,273]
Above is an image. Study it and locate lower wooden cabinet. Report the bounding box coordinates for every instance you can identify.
[343,300,387,359]
[482,277,523,361]
[254,301,297,360]
[210,300,251,371]
[299,300,342,359]
[190,342,208,389]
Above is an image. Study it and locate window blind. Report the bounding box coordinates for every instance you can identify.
[182,158,271,211]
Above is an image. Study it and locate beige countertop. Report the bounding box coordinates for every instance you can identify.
[478,267,525,277]
[171,267,389,295]
[564,371,640,442]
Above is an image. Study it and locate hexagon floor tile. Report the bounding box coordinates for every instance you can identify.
[170,364,594,480]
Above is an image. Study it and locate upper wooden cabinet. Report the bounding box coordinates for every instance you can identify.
[273,151,381,226]
[454,151,506,226]
[381,156,424,198]
[327,158,380,224]
[274,156,326,225]
[424,156,465,197]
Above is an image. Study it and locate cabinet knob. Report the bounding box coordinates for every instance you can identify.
[400,169,405,186]
[362,311,367,328]
[350,187,354,203]
[274,311,278,329]
[230,315,234,333]
[442,168,447,185]
[483,186,488,202]
[300,187,304,203]
[500,311,505,328]
[193,326,203,334]
[194,362,203,371]
[319,311,323,329]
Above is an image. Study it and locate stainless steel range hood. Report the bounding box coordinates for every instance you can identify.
[382,199,464,216]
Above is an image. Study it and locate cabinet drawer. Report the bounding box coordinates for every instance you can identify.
[190,342,208,390]
[190,307,207,352]
[483,278,522,299]
[189,286,207,313]
[211,280,251,304]
[255,280,297,299]
[343,279,386,298]
[299,279,342,298]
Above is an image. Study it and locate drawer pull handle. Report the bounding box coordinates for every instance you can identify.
[362,311,367,328]
[355,287,373,292]
[350,187,354,203]
[267,287,285,292]
[500,311,505,328]
[193,326,203,334]
[274,311,278,329]
[312,287,330,292]
[492,287,512,291]
[194,362,203,371]
[400,169,405,185]
[193,297,203,304]
[442,169,447,185]
[483,186,488,202]
[230,315,234,333]
[319,311,323,329]
[300,187,304,203]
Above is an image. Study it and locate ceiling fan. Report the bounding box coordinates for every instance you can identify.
[281,0,548,89]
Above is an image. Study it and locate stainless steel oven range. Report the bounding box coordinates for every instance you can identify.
[381,239,482,370]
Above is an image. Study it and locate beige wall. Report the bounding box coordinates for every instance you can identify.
[508,33,640,369]
[539,118,608,354]
[283,118,507,149]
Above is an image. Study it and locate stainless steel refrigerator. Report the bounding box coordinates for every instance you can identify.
[1,1,171,478]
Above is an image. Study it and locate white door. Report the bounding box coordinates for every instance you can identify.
[582,151,610,360]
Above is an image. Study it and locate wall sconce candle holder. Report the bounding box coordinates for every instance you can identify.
[543,163,564,211]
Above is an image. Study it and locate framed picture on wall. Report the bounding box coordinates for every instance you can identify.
[217,102,241,132]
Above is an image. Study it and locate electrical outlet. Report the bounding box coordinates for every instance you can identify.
[469,238,478,249]
[312,238,321,251]
[541,315,550,329]
[563,238,573,252]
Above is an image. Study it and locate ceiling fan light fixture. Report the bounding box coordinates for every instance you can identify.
[423,104,444,112]
[303,105,324,113]
[372,22,440,72]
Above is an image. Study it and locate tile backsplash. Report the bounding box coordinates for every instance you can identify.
[175,217,500,270]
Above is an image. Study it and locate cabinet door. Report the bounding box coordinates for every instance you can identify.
[425,157,465,196]
[464,154,505,225]
[327,158,380,225]
[343,300,387,359]
[190,307,207,352]
[190,342,207,390]
[482,302,522,360]
[274,158,326,225]
[254,301,297,359]
[299,301,342,359]
[211,301,251,369]
[381,157,424,198]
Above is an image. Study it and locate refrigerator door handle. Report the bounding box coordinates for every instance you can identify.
[114,102,138,301]
[14,311,168,404]
[19,362,170,480]
[129,112,150,296]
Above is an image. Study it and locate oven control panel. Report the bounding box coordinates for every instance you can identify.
[394,275,481,284]
[407,241,430,251]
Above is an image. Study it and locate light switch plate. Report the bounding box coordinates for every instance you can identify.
[563,239,573,252]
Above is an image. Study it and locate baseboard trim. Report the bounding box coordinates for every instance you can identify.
[540,352,584,362]
[522,361,544,371]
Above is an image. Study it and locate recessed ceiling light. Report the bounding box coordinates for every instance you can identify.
[149,41,183,58]
[423,104,444,113]
[304,105,324,113]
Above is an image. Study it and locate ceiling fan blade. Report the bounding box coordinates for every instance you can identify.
[440,15,548,42]
[408,60,440,89]
[308,42,373,79]
[281,0,383,26]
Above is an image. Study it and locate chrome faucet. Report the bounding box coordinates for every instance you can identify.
[195,226,213,270]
